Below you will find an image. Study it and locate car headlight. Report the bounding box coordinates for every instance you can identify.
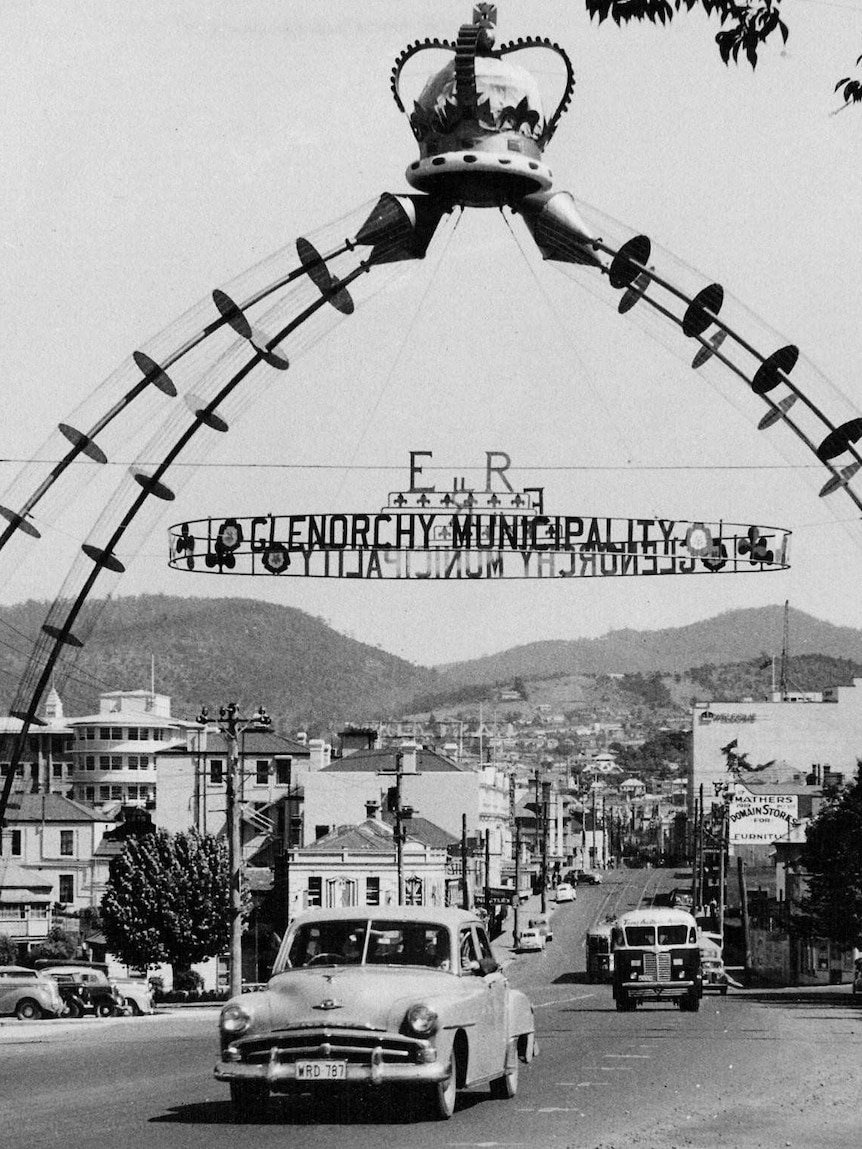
[220,1003,251,1034]
[405,1003,438,1037]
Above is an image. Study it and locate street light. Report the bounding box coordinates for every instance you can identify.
[197,702,272,999]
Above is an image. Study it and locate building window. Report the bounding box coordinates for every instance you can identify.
[275,758,291,786]
[127,756,139,770]
[58,874,74,903]
[60,830,74,856]
[52,763,63,778]
[99,786,110,801]
[85,787,95,802]
[404,876,424,906]
[138,728,149,741]
[210,759,224,785]
[11,830,22,857]
[307,877,322,907]
[127,727,139,741]
[110,785,122,800]
[139,755,149,768]
[85,727,96,741]
[111,756,122,771]
[255,760,269,785]
[99,727,111,741]
[85,755,95,771]
[99,755,110,769]
[366,877,380,906]
[127,785,138,800]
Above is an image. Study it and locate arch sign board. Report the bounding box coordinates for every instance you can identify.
[728,783,799,845]
[168,451,791,581]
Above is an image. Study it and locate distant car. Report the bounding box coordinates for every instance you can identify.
[555,883,576,903]
[214,905,538,1121]
[670,889,694,911]
[35,961,127,1018]
[516,928,546,953]
[0,965,65,1020]
[577,871,603,885]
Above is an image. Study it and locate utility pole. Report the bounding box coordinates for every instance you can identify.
[513,826,521,942]
[379,751,412,904]
[197,703,272,1000]
[460,813,470,909]
[541,779,551,912]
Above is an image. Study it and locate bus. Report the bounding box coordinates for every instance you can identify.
[585,922,614,983]
[611,908,702,1012]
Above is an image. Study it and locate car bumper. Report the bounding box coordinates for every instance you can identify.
[620,981,697,1000]
[215,1028,448,1091]
[215,1055,448,1091]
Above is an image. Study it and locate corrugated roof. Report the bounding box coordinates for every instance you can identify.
[323,747,469,773]
[5,795,112,823]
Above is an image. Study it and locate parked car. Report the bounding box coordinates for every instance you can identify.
[516,928,546,953]
[113,976,155,1015]
[576,871,603,885]
[554,883,576,903]
[0,965,65,1020]
[528,914,553,942]
[215,905,538,1121]
[35,961,127,1018]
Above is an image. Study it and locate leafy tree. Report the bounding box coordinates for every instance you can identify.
[798,764,862,946]
[101,828,231,979]
[0,933,18,964]
[29,927,76,962]
[584,0,862,107]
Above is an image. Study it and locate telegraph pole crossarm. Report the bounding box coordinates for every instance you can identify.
[197,702,272,1000]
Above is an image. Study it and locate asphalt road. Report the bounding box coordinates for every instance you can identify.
[3,869,860,1149]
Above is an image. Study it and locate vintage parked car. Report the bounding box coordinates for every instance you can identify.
[554,883,576,903]
[516,928,546,953]
[576,871,603,885]
[112,976,155,1015]
[215,905,538,1121]
[0,965,65,1020]
[35,961,127,1018]
[528,914,553,942]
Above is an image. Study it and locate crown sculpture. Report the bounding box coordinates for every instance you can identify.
[392,3,574,207]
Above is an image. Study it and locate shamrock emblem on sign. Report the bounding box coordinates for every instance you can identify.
[738,526,774,565]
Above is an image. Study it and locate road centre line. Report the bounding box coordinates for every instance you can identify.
[604,1053,651,1058]
[533,992,597,1008]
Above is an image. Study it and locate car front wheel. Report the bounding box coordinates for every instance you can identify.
[95,1001,116,1018]
[15,998,42,1021]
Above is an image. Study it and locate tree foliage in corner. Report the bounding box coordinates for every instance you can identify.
[584,0,862,107]
[798,764,862,946]
[101,828,230,975]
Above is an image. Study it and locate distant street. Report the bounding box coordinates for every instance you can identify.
[3,868,860,1149]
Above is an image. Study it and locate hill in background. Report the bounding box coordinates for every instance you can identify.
[0,598,860,734]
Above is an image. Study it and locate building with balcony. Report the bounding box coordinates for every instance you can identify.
[67,690,196,809]
[0,688,75,797]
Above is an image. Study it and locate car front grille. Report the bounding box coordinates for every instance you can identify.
[237,1027,422,1066]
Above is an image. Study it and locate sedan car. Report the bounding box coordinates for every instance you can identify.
[35,961,127,1017]
[215,905,538,1121]
[516,928,546,953]
[555,883,576,903]
[113,976,155,1015]
[0,965,65,1020]
[576,871,603,885]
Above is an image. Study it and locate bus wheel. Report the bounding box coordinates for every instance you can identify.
[615,992,635,1012]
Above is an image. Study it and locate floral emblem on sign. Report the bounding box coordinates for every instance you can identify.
[738,527,774,565]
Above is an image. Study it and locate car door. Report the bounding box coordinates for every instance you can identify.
[0,973,15,1015]
[458,925,508,1081]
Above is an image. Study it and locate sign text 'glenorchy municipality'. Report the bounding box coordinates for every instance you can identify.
[168,451,791,580]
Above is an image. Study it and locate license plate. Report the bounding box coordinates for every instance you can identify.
[296,1060,347,1081]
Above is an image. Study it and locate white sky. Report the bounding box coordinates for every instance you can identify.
[2,0,862,666]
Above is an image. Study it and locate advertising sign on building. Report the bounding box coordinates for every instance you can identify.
[728,784,799,844]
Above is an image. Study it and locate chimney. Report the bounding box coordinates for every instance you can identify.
[308,739,331,771]
[365,799,380,820]
[400,741,419,774]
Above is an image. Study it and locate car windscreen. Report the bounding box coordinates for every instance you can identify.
[285,920,451,970]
